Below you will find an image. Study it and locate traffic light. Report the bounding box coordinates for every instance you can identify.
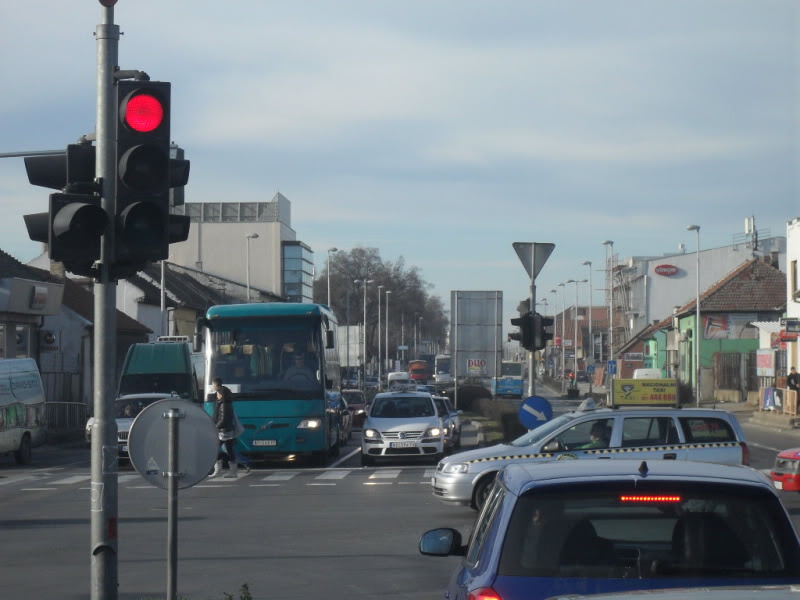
[510,312,534,351]
[23,144,107,277]
[113,80,190,278]
[533,313,555,350]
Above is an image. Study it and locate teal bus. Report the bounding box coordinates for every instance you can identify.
[194,303,341,464]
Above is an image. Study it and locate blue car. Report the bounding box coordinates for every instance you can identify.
[419,460,800,600]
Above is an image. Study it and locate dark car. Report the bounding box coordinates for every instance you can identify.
[342,389,367,428]
[420,459,800,600]
[337,396,353,444]
[575,370,589,382]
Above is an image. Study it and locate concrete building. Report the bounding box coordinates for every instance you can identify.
[171,193,314,302]
[609,233,785,352]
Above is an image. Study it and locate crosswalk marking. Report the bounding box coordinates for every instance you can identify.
[263,471,301,482]
[52,475,91,485]
[316,470,350,480]
[368,469,401,479]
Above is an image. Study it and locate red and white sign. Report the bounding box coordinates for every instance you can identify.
[654,264,679,277]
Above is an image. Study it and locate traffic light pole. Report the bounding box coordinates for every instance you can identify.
[528,244,536,398]
[92,6,119,599]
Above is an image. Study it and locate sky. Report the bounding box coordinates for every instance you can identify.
[1,0,797,325]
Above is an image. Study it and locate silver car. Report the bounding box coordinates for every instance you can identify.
[361,391,445,466]
[432,404,750,510]
[85,392,180,459]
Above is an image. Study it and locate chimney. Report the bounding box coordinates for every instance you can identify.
[770,250,779,268]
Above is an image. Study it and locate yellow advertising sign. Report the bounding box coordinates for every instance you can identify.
[612,379,678,406]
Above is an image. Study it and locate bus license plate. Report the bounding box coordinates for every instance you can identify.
[253,440,277,447]
[390,441,416,448]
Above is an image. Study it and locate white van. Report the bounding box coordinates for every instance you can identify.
[387,371,414,391]
[633,368,663,379]
[0,358,47,465]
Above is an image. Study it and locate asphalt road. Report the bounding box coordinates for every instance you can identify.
[3,396,800,599]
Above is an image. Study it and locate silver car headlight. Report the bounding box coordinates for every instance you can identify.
[363,428,382,440]
[423,426,442,438]
[440,462,469,474]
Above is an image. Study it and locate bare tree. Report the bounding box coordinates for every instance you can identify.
[313,247,448,366]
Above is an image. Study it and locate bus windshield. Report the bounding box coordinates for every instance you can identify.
[501,361,524,377]
[208,316,323,398]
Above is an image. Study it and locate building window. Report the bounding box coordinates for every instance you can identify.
[282,242,314,303]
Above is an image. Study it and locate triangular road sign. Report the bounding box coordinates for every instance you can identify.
[513,242,555,280]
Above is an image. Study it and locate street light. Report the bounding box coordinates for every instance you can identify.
[385,290,392,374]
[582,260,593,363]
[550,289,558,378]
[558,282,567,392]
[567,279,587,384]
[377,285,384,387]
[245,233,259,302]
[602,240,614,360]
[687,225,701,406]
[326,247,338,307]
[354,278,374,387]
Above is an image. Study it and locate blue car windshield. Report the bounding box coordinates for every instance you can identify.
[508,414,575,447]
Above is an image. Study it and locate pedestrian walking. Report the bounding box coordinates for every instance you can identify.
[789,367,800,395]
[209,377,239,478]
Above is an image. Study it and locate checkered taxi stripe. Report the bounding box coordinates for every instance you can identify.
[464,441,740,464]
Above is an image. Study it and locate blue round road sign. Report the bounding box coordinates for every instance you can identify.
[518,395,553,430]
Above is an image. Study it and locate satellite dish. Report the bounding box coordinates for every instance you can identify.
[128,398,218,490]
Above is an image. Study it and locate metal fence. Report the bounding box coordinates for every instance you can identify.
[46,402,87,433]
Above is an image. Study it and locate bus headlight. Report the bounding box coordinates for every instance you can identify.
[297,418,322,429]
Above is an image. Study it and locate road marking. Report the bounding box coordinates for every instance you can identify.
[0,475,37,486]
[262,471,301,481]
[316,470,350,480]
[52,475,91,485]
[21,488,56,491]
[369,469,401,479]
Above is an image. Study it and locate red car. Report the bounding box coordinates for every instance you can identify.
[342,389,367,429]
[771,447,800,491]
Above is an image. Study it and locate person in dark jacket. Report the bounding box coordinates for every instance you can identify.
[210,377,238,478]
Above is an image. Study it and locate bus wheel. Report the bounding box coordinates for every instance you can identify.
[15,435,32,465]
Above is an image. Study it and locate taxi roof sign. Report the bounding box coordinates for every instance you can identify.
[612,378,679,407]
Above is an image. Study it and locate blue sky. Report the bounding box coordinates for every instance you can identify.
[0,1,796,324]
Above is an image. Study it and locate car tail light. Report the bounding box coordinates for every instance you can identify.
[469,589,502,600]
[741,441,750,466]
[620,494,682,503]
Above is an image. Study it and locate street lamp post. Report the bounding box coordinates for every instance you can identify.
[377,285,384,388]
[385,290,392,374]
[567,279,587,386]
[582,261,593,363]
[354,279,374,387]
[602,240,614,360]
[245,233,259,302]
[687,225,701,406]
[550,289,558,378]
[558,282,567,392]
[326,247,338,306]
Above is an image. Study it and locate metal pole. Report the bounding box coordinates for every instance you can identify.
[385,291,391,373]
[378,285,383,387]
[92,6,119,599]
[583,261,593,363]
[528,245,536,398]
[688,225,701,405]
[558,283,566,393]
[326,247,337,307]
[166,408,180,600]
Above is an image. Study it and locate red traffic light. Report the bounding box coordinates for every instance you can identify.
[123,93,165,132]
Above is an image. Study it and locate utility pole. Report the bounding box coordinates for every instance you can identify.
[92,4,119,598]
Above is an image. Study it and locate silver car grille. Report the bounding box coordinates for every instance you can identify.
[381,430,423,440]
